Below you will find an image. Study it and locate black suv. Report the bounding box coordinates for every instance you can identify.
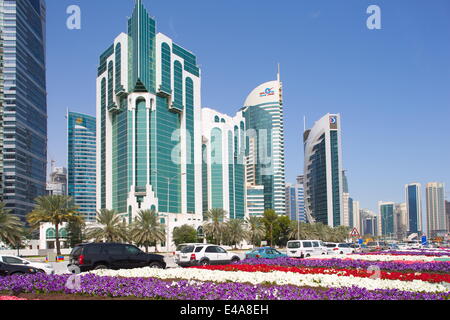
[0,261,41,276]
[68,243,166,272]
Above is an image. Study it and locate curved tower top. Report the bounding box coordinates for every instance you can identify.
[243,80,283,108]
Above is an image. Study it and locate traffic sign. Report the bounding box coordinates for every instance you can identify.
[350,228,360,238]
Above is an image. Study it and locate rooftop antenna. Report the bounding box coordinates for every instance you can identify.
[303,116,306,132]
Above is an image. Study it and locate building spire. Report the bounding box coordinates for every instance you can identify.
[277,63,281,82]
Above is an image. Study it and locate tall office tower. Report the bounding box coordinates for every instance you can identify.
[405,183,422,234]
[296,175,306,222]
[379,202,396,239]
[425,183,447,238]
[68,112,97,222]
[0,28,3,202]
[97,1,203,248]
[395,202,408,240]
[352,200,361,231]
[342,192,350,226]
[46,162,67,196]
[201,108,246,220]
[446,200,450,233]
[303,114,343,227]
[0,0,47,220]
[242,74,286,215]
[285,183,305,222]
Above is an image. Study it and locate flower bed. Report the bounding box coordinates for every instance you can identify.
[192,264,450,284]
[355,251,450,257]
[88,267,450,293]
[0,296,29,300]
[237,257,450,273]
[0,273,448,300]
[324,254,441,262]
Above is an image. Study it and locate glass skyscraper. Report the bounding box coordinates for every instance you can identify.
[405,183,422,234]
[303,114,343,227]
[242,75,286,215]
[97,0,203,249]
[0,0,47,220]
[379,202,395,238]
[68,112,96,222]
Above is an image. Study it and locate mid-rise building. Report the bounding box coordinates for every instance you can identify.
[352,200,361,231]
[360,209,377,237]
[395,202,408,240]
[246,185,265,217]
[379,201,395,239]
[405,183,422,234]
[0,0,48,220]
[46,162,67,196]
[201,108,246,220]
[97,0,204,250]
[425,182,447,238]
[303,114,343,226]
[285,183,305,222]
[242,75,286,215]
[68,112,97,222]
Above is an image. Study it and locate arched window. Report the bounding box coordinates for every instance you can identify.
[46,228,56,240]
[214,116,220,123]
[59,228,68,238]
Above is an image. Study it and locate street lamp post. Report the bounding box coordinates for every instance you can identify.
[151,170,186,252]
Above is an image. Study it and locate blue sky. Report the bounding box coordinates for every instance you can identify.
[46,0,450,213]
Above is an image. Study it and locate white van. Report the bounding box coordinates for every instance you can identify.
[287,240,328,258]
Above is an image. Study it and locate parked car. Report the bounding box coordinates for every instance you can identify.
[174,243,206,264]
[68,243,166,272]
[324,243,355,255]
[366,241,389,251]
[286,240,328,258]
[176,244,241,267]
[245,247,287,259]
[0,261,41,277]
[0,255,55,275]
[349,243,362,253]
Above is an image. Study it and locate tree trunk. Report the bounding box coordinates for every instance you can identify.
[145,245,148,253]
[55,223,61,257]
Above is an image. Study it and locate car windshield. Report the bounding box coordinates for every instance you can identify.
[176,245,187,252]
[367,242,377,246]
[71,246,83,256]
[287,242,300,249]
[339,244,350,248]
[325,243,336,248]
[180,246,195,253]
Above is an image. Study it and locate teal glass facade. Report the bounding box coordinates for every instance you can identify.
[68,112,96,222]
[381,203,395,236]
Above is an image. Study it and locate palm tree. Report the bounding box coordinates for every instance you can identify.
[262,209,278,247]
[131,209,166,253]
[225,219,247,249]
[0,203,24,247]
[27,195,82,256]
[203,208,226,245]
[246,216,266,246]
[85,209,128,243]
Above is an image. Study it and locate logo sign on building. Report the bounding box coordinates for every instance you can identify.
[259,88,275,97]
[329,116,338,130]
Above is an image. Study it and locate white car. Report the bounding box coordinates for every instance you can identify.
[176,244,241,267]
[173,243,206,264]
[0,255,55,275]
[287,240,328,258]
[324,243,355,255]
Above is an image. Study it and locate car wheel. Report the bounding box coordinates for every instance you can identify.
[94,264,108,270]
[340,251,344,255]
[200,259,210,266]
[38,269,45,274]
[148,262,164,269]
[306,254,310,258]
[231,257,240,264]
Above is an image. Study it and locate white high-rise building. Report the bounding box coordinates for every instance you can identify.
[425,182,447,238]
[303,114,344,226]
[242,76,286,215]
[201,108,246,220]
